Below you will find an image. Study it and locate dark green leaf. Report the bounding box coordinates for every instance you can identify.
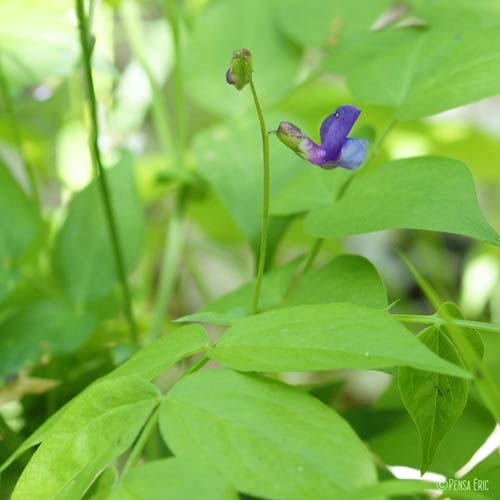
[398,325,468,473]
[0,301,95,380]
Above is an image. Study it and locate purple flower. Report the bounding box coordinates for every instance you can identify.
[274,105,368,170]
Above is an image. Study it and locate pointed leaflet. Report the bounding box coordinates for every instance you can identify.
[160,370,377,499]
[12,376,160,500]
[209,303,470,376]
[106,325,209,381]
[93,458,238,500]
[305,157,500,245]
[326,25,500,119]
[398,325,468,473]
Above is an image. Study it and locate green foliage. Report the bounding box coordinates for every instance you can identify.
[0,301,95,379]
[209,303,470,375]
[2,0,500,498]
[398,325,468,473]
[95,458,238,500]
[12,376,159,500]
[107,325,209,380]
[160,370,377,499]
[305,157,500,244]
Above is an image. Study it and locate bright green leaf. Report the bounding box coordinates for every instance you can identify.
[160,370,377,499]
[398,325,468,473]
[288,254,387,308]
[209,303,471,376]
[107,325,209,380]
[96,458,238,500]
[53,153,144,304]
[0,301,95,380]
[12,376,160,500]
[270,167,351,216]
[328,27,500,119]
[305,157,500,245]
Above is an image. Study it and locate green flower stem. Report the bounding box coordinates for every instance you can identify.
[76,0,138,344]
[400,254,500,422]
[393,313,500,335]
[122,406,159,477]
[0,57,41,211]
[250,79,270,315]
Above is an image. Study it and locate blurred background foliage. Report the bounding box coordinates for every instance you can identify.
[1,0,500,497]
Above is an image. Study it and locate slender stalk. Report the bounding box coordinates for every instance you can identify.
[149,199,184,341]
[75,0,138,344]
[121,407,159,476]
[0,57,40,209]
[250,79,270,314]
[393,314,500,335]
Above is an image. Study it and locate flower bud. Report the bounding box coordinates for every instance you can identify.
[226,48,252,90]
[275,122,326,166]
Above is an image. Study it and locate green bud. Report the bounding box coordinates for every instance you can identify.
[226,48,252,90]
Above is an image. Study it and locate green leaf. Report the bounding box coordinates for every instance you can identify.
[193,113,302,249]
[277,0,390,49]
[304,157,500,245]
[209,303,471,376]
[160,370,377,499]
[270,167,351,216]
[328,26,500,119]
[366,383,496,477]
[107,325,209,380]
[53,153,144,304]
[95,458,238,500]
[288,254,387,308]
[184,0,299,116]
[0,301,95,380]
[12,376,160,500]
[398,325,468,473]
[0,404,67,473]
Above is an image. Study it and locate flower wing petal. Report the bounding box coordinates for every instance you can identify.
[321,105,361,160]
[335,138,368,170]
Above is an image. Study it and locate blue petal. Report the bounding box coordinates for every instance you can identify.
[320,105,361,161]
[335,138,368,170]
